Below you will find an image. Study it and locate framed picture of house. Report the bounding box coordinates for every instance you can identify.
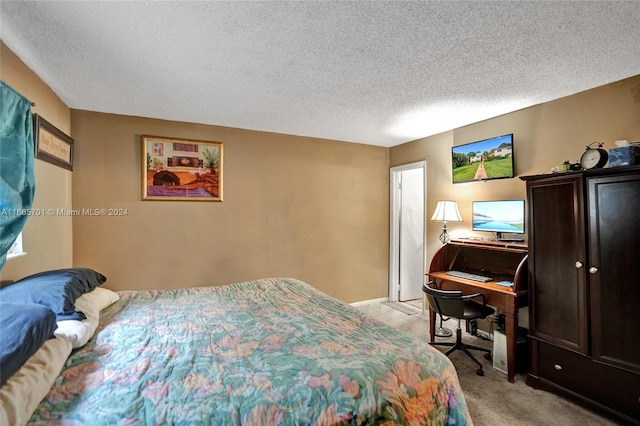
[141,135,223,202]
[33,114,74,171]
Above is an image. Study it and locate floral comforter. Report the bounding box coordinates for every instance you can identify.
[29,278,471,425]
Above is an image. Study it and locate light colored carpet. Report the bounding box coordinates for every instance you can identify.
[381,300,420,315]
[353,300,621,426]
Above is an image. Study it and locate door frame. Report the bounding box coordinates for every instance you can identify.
[389,161,426,302]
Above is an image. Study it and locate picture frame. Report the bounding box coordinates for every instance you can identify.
[141,135,223,202]
[33,114,74,171]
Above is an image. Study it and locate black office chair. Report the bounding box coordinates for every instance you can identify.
[423,281,495,376]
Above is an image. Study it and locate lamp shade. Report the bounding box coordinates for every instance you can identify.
[431,200,462,222]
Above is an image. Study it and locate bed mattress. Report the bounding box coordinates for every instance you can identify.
[27,278,471,425]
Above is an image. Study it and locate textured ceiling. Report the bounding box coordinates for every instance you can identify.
[2,1,640,147]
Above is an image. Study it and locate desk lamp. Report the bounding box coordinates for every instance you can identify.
[431,200,462,244]
[430,200,462,337]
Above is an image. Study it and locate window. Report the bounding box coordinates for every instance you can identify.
[7,232,26,260]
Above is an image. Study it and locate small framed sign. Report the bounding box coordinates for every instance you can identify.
[33,114,74,171]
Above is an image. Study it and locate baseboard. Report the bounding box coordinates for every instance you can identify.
[349,297,388,307]
[476,329,493,340]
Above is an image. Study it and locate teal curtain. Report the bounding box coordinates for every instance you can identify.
[0,81,36,271]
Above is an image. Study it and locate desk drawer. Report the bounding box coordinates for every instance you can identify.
[538,342,640,421]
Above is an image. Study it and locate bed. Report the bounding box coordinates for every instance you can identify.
[2,273,471,425]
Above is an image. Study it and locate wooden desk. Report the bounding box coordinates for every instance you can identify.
[427,240,528,383]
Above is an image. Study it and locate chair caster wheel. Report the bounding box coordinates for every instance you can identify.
[484,353,492,361]
[476,368,484,376]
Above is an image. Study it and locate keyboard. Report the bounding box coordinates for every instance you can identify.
[445,270,492,282]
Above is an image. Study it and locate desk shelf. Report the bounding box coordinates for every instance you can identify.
[450,238,528,252]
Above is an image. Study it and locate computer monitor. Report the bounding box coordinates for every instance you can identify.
[472,200,525,241]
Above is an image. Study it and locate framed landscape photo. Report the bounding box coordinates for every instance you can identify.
[141,135,223,202]
[33,114,74,171]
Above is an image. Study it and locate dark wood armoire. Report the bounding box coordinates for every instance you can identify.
[521,166,640,425]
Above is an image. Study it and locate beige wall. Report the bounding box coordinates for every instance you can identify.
[3,39,639,303]
[1,42,73,281]
[390,75,640,270]
[70,111,390,302]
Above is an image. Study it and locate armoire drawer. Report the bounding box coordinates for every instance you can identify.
[538,341,640,422]
[538,341,592,392]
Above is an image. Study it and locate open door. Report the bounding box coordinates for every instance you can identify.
[389,162,426,302]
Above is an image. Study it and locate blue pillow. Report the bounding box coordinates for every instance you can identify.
[0,303,57,387]
[0,268,107,321]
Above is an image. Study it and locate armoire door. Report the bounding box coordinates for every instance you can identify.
[527,176,589,354]
[588,173,640,373]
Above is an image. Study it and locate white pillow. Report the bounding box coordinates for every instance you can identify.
[75,286,120,313]
[54,287,119,348]
[54,320,89,348]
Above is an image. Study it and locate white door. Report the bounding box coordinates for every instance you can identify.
[389,162,426,302]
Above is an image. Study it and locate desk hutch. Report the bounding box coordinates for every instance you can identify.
[427,239,528,383]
